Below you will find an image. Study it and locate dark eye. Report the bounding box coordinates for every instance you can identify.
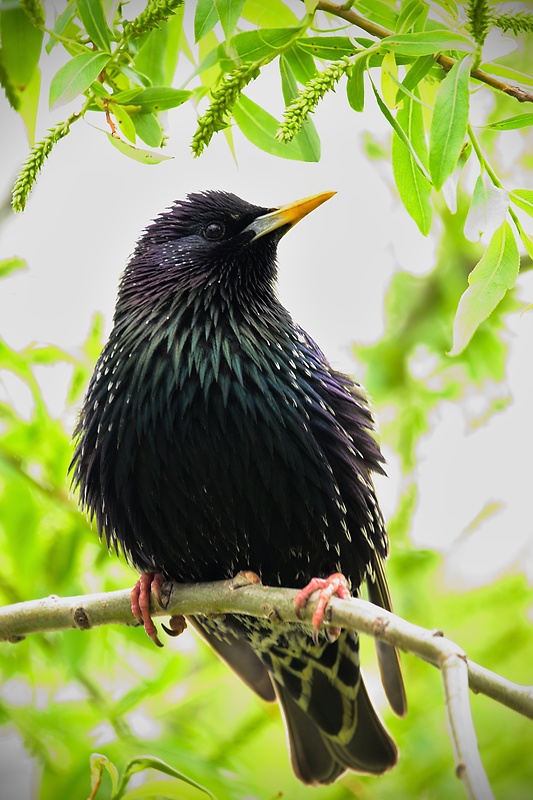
[204,222,225,240]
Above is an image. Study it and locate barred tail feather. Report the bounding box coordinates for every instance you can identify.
[275,675,397,785]
[191,615,397,785]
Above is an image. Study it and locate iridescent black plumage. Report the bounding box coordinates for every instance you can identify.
[72,190,405,785]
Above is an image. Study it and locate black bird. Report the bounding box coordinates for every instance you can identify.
[71,190,406,785]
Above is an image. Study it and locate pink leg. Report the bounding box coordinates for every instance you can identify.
[295,572,351,643]
[131,572,187,646]
[130,572,165,647]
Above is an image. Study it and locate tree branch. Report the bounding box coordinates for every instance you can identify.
[441,652,495,800]
[2,580,532,799]
[316,0,533,104]
[1,579,531,718]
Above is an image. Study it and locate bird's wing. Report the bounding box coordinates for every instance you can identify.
[366,555,407,717]
[297,328,407,717]
[188,616,275,701]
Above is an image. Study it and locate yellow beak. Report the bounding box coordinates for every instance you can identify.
[243,191,336,241]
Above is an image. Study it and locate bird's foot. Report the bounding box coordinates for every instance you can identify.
[295,572,351,644]
[130,572,187,647]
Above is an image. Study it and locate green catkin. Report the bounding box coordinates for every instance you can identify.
[276,57,352,143]
[122,0,183,40]
[466,0,491,47]
[12,119,73,213]
[490,11,533,36]
[20,0,45,28]
[191,61,262,157]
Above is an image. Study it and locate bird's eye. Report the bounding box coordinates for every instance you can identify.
[203,222,225,241]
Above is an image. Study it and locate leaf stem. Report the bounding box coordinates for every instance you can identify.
[467,124,502,188]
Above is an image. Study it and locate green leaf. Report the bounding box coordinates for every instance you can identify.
[485,113,533,131]
[126,87,191,112]
[346,55,367,112]
[357,0,399,29]
[49,52,111,108]
[464,173,509,241]
[18,66,41,144]
[214,0,245,39]
[516,222,533,260]
[194,0,218,42]
[90,754,119,797]
[283,43,317,84]
[162,8,186,85]
[111,102,136,143]
[510,189,533,217]
[279,53,297,105]
[46,3,78,53]
[429,55,471,190]
[371,77,431,181]
[396,0,428,33]
[398,54,436,99]
[392,92,433,235]
[106,133,173,163]
[111,88,145,104]
[479,62,533,88]
[90,80,111,98]
[382,30,476,56]
[76,0,113,52]
[0,257,27,279]
[231,27,301,62]
[133,113,163,147]
[450,222,520,355]
[118,64,151,88]
[133,23,173,87]
[241,0,299,27]
[120,780,210,800]
[297,36,357,60]
[233,94,319,161]
[381,50,398,108]
[0,6,43,88]
[122,756,216,800]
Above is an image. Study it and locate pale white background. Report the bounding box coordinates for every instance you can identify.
[1,3,533,795]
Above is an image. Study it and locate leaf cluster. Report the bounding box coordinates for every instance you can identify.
[1,0,189,211]
[3,0,533,352]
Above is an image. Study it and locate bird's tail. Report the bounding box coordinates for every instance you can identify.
[266,626,397,785]
[274,669,397,785]
[191,616,397,785]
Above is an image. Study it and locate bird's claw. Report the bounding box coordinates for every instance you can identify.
[295,572,351,644]
[130,572,165,647]
[162,615,187,637]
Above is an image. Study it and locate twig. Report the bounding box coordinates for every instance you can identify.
[441,651,495,800]
[315,0,533,104]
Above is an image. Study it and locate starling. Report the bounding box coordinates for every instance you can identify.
[71,190,406,785]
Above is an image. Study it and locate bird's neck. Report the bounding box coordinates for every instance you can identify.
[109,282,296,406]
[115,279,289,348]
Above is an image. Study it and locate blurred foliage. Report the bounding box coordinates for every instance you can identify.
[355,195,520,473]
[0,305,532,799]
[2,1,533,799]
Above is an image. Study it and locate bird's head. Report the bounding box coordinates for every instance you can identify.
[116,190,335,316]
